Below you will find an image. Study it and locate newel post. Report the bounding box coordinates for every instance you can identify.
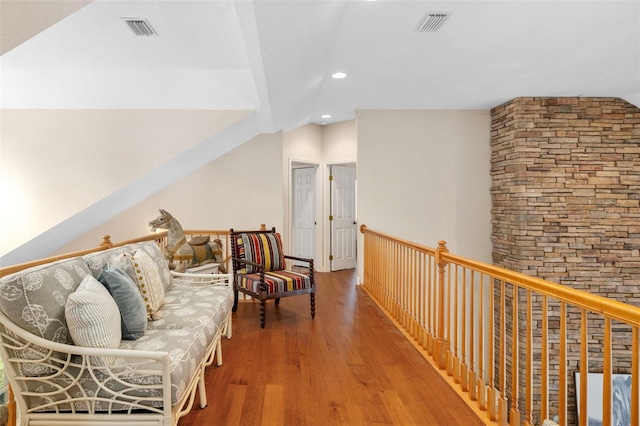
[99,235,113,249]
[435,240,449,370]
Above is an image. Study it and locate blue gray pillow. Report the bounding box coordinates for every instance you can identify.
[97,263,147,340]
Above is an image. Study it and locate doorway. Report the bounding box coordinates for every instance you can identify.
[330,164,357,271]
[291,165,317,265]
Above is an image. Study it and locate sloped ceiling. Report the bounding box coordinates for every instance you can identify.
[1,0,639,264]
[0,0,91,55]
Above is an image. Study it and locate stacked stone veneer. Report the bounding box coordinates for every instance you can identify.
[490,97,640,424]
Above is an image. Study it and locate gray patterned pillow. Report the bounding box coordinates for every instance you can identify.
[0,257,91,344]
[83,242,172,292]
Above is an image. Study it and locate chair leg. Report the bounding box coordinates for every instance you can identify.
[260,301,266,329]
[310,293,315,319]
[232,289,239,312]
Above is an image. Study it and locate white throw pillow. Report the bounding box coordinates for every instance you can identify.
[130,249,166,320]
[65,275,122,365]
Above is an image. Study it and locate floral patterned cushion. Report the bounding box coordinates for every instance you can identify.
[118,328,209,404]
[0,257,91,345]
[147,285,233,342]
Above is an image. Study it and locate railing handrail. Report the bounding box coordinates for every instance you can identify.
[359,224,436,256]
[0,229,233,278]
[440,250,640,328]
[361,224,640,328]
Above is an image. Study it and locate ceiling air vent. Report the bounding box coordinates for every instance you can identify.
[415,12,450,32]
[122,18,157,36]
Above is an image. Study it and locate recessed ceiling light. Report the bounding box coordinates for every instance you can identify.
[321,114,332,119]
[320,122,328,126]
[331,72,347,79]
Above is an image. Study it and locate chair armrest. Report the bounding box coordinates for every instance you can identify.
[230,257,266,272]
[284,255,314,266]
[170,271,232,287]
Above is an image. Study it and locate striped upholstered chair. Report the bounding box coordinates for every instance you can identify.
[230,228,315,328]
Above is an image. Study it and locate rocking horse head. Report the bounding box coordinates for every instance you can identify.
[148,209,179,232]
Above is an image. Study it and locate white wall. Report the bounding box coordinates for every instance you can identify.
[55,132,284,253]
[356,110,492,283]
[0,109,250,257]
[323,120,357,162]
[22,110,492,279]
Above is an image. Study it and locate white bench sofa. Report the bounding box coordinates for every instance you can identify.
[0,241,233,426]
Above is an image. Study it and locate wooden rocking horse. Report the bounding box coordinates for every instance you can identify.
[148,209,226,273]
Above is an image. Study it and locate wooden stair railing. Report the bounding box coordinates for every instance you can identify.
[360,224,640,426]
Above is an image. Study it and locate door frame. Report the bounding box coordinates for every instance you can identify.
[288,159,322,270]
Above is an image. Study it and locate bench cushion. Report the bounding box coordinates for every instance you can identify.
[238,270,311,294]
[148,284,233,340]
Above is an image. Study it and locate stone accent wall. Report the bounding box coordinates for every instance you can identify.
[490,97,640,424]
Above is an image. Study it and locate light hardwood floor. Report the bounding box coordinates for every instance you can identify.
[180,269,484,425]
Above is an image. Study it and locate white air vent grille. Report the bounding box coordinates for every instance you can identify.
[123,18,157,36]
[415,12,450,32]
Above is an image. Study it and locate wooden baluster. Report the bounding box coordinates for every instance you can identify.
[632,326,639,426]
[487,277,497,421]
[603,317,612,426]
[435,241,449,369]
[427,253,435,356]
[385,238,389,310]
[453,265,461,384]
[395,242,400,324]
[403,246,409,332]
[541,295,549,422]
[409,249,416,341]
[469,271,477,401]
[477,273,486,411]
[461,266,468,392]
[421,252,429,351]
[524,290,533,426]
[559,302,567,425]
[510,285,520,426]
[579,309,588,426]
[447,263,454,377]
[498,279,508,426]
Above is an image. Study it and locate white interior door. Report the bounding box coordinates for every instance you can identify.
[331,165,357,271]
[293,167,315,263]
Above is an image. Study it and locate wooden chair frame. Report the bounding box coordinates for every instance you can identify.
[230,228,316,328]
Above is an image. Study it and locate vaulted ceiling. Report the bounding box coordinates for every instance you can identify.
[2,0,639,131]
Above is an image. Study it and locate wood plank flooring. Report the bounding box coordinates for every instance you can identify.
[179,269,484,426]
